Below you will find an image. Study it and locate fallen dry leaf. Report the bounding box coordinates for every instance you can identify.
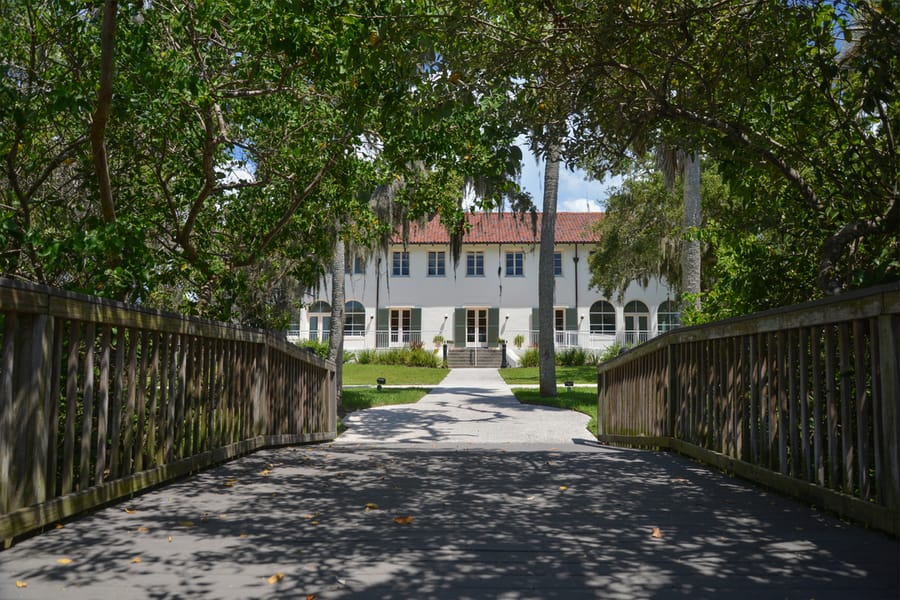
[260,469,272,476]
[651,527,663,539]
[56,558,73,565]
[15,580,27,588]
[178,521,195,527]
[393,515,415,525]
[124,508,137,515]
[559,485,568,491]
[223,479,237,487]
[239,532,249,538]
[137,526,150,533]
[167,536,173,543]
[131,557,142,564]
[671,478,690,484]
[55,523,65,529]
[307,595,317,600]
[364,503,379,511]
[267,572,285,585]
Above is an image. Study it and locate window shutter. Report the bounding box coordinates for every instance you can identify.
[566,307,578,331]
[454,307,466,348]
[487,307,500,348]
[531,307,540,332]
[411,308,422,335]
[376,308,388,348]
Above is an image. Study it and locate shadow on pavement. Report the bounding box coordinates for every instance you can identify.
[2,443,897,599]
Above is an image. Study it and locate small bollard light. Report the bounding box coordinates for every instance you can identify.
[376,377,386,392]
[564,381,574,393]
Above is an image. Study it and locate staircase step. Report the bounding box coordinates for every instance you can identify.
[446,348,504,368]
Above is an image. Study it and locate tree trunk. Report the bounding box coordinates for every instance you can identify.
[682,151,701,311]
[538,141,560,398]
[329,237,346,407]
[91,0,117,223]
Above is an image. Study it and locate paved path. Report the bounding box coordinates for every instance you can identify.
[337,368,593,447]
[1,369,898,599]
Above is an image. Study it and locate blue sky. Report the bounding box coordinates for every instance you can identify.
[517,153,620,213]
[514,136,621,212]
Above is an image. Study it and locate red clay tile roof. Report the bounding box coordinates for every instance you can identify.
[396,212,603,245]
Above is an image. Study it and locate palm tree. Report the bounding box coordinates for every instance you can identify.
[538,141,561,397]
[657,147,702,311]
[328,234,346,407]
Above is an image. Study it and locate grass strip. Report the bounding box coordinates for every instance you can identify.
[342,363,449,386]
[500,365,597,385]
[341,387,431,412]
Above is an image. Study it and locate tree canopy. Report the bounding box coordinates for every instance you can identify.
[2,0,896,327]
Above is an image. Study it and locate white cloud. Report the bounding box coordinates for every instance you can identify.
[518,147,621,212]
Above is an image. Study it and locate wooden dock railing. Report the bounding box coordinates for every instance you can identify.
[0,279,336,546]
[598,282,899,536]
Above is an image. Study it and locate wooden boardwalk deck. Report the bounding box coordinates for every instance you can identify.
[1,369,898,599]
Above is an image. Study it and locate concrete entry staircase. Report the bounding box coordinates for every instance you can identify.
[446,347,503,368]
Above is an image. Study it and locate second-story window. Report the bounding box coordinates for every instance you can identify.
[505,251,524,276]
[345,255,366,274]
[466,251,484,276]
[427,251,445,276]
[392,251,409,276]
[553,252,563,276]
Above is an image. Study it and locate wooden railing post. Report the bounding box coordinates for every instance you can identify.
[252,340,269,436]
[666,344,676,438]
[877,313,899,512]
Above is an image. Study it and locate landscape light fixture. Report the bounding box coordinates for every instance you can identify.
[564,381,574,393]
[376,377,386,392]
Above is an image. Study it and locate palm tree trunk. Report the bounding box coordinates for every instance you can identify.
[329,237,346,407]
[538,141,561,397]
[682,152,701,311]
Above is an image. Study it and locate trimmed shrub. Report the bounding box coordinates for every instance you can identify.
[407,347,440,367]
[356,349,376,364]
[298,340,329,359]
[556,347,599,366]
[519,347,540,367]
[598,342,626,363]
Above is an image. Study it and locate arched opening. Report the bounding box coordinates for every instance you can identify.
[345,301,366,337]
[658,300,680,333]
[624,300,649,344]
[308,301,331,342]
[589,300,616,335]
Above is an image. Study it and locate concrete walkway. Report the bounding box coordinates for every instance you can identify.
[1,369,898,599]
[337,368,593,447]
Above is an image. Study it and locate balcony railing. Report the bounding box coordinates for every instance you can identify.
[287,326,663,352]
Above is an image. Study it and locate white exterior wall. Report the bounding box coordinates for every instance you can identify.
[295,241,678,353]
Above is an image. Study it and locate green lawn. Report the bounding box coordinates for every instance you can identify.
[512,387,598,437]
[342,363,449,386]
[341,387,431,412]
[499,365,597,385]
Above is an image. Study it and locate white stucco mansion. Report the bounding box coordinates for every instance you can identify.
[292,212,680,358]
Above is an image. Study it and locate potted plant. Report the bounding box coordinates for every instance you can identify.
[513,334,525,349]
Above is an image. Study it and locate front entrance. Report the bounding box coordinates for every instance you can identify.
[466,308,488,347]
[390,308,412,345]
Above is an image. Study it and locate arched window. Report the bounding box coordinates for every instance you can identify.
[657,300,680,333]
[345,301,366,337]
[308,301,331,342]
[624,300,649,344]
[589,300,616,335]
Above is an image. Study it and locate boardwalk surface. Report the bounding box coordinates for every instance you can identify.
[2,369,898,599]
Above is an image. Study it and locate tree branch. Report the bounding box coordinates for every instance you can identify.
[90,0,117,223]
[233,135,351,269]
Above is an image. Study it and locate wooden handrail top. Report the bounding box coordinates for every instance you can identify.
[598,281,900,374]
[0,277,334,370]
